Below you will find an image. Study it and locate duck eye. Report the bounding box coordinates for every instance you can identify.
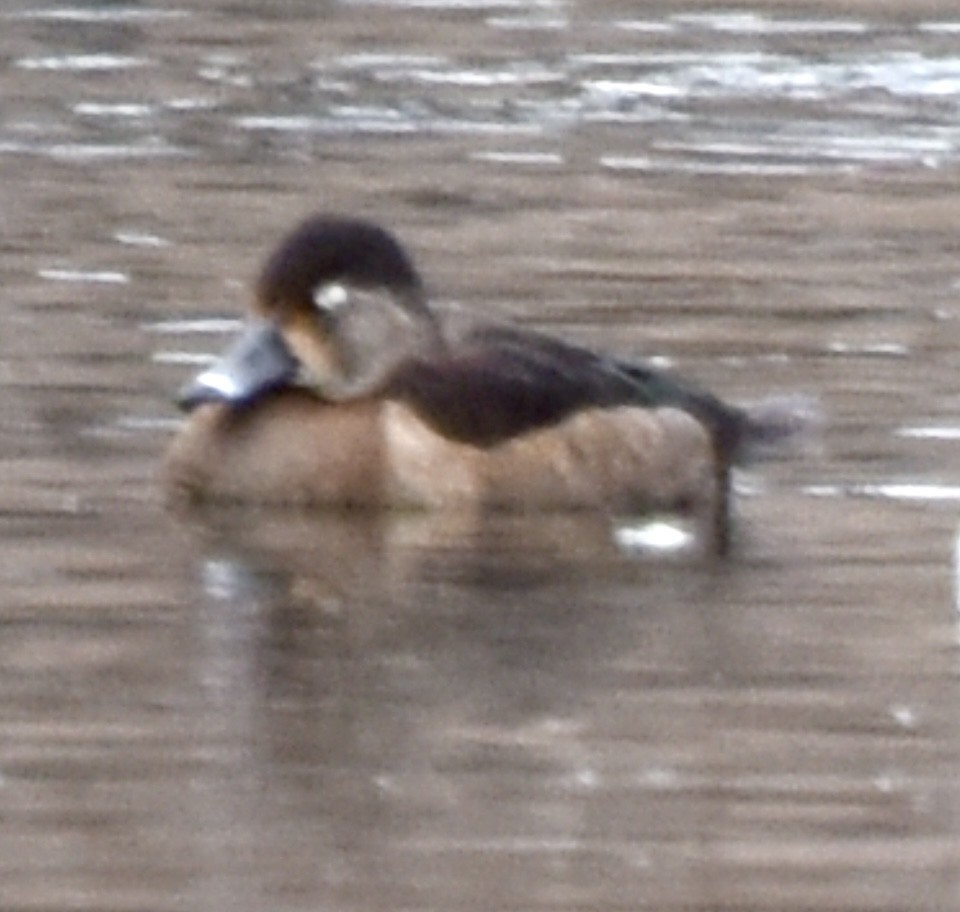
[313,282,350,316]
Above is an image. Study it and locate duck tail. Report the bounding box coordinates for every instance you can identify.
[735,393,821,463]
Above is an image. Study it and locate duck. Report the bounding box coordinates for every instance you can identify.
[165,214,807,549]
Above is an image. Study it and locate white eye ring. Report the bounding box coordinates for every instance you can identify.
[313,282,350,313]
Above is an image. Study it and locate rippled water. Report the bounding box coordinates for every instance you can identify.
[3,1,960,910]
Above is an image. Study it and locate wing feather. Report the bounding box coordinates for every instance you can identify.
[389,325,748,451]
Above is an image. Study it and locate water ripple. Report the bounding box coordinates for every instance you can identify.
[341,0,563,8]
[5,7,188,23]
[7,7,960,175]
[16,54,149,73]
[38,268,129,285]
[144,319,243,335]
[806,482,960,503]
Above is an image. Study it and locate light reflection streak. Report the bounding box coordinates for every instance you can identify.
[806,483,960,502]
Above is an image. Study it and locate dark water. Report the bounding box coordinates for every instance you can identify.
[3,1,960,909]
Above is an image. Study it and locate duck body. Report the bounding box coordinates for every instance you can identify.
[166,389,713,512]
[165,215,802,539]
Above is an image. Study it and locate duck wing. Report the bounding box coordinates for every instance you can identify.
[388,324,748,451]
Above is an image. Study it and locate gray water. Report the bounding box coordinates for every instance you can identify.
[3,1,960,909]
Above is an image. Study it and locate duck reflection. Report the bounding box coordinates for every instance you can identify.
[165,500,759,906]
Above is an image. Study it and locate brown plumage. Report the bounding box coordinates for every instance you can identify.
[165,214,807,548]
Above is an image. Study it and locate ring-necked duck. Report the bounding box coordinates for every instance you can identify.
[165,215,808,548]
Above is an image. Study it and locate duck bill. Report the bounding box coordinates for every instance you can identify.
[177,319,299,412]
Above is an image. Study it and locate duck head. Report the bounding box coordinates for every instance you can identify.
[178,215,442,411]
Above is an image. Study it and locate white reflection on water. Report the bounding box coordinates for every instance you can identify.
[145,319,243,335]
[568,48,960,102]
[201,557,262,602]
[38,141,189,162]
[667,51,960,100]
[37,268,129,285]
[955,524,960,617]
[613,519,696,555]
[152,352,218,367]
[405,65,564,88]
[825,341,911,358]
[236,110,541,137]
[487,15,568,31]
[600,155,813,177]
[74,102,155,119]
[16,54,149,72]
[897,427,960,441]
[471,150,564,165]
[670,12,868,34]
[889,704,918,730]
[5,7,188,23]
[114,231,171,248]
[114,415,182,433]
[341,0,562,7]
[807,482,960,502]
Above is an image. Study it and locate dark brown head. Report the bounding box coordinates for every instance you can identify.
[178,215,444,411]
[254,215,427,321]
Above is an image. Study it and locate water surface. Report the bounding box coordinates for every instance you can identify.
[2,1,960,909]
